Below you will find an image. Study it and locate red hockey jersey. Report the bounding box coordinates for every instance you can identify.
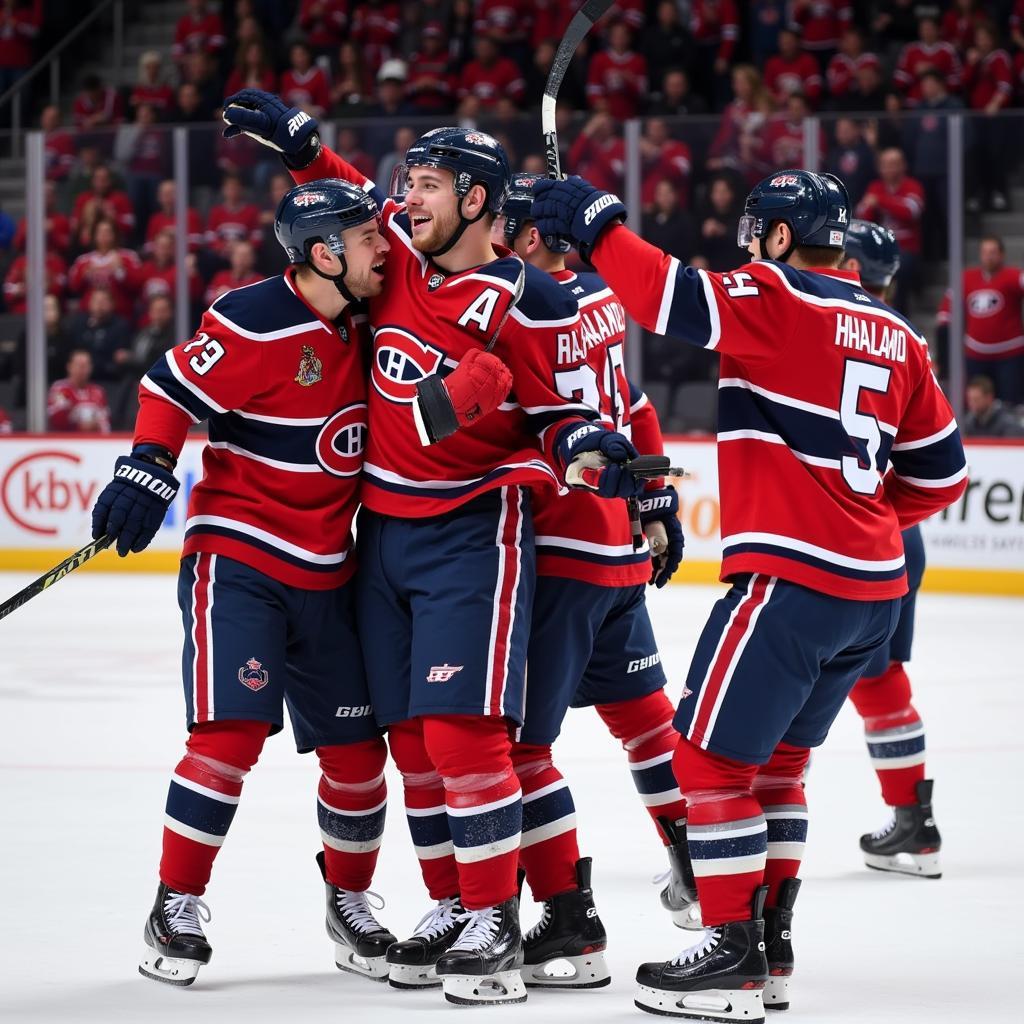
[826,52,881,98]
[937,266,1024,360]
[893,40,961,102]
[135,272,368,589]
[291,145,597,519]
[855,178,925,255]
[47,380,110,433]
[586,49,648,120]
[789,0,851,52]
[590,225,968,601]
[763,52,823,105]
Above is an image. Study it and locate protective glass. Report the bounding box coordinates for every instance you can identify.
[388,162,410,200]
[736,214,758,248]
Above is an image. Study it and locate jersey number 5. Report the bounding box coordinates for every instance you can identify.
[183,333,225,376]
[840,359,891,495]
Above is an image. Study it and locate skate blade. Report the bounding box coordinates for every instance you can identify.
[523,951,611,989]
[139,950,203,987]
[334,943,390,982]
[387,961,441,989]
[863,850,941,878]
[763,974,791,1012]
[442,969,528,1006]
[670,903,704,931]
[635,982,765,1022]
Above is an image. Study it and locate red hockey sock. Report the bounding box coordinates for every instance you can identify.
[753,742,810,908]
[388,718,460,901]
[849,662,926,806]
[316,737,388,892]
[673,738,764,926]
[159,719,271,895]
[512,742,579,901]
[596,690,688,842]
[423,715,521,911]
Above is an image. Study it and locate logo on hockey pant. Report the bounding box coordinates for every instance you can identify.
[627,653,662,673]
[294,345,323,387]
[371,326,445,404]
[238,657,269,692]
[427,663,463,683]
[680,685,693,700]
[335,704,373,717]
[316,402,367,477]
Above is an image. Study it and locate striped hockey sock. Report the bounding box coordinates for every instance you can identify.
[512,743,579,900]
[753,743,810,908]
[316,738,388,892]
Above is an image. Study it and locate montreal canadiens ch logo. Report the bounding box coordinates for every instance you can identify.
[371,326,445,403]
[316,402,367,477]
[967,289,1003,317]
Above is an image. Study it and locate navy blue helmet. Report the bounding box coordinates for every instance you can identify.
[275,178,380,265]
[842,218,901,291]
[500,171,571,253]
[738,169,851,259]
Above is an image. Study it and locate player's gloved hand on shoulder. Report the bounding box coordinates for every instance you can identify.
[222,89,321,167]
[637,487,685,588]
[413,349,513,445]
[91,446,179,557]
[559,423,644,500]
[531,176,626,262]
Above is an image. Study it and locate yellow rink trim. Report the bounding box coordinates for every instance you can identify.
[0,551,1022,597]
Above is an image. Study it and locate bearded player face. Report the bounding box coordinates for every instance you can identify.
[405,166,479,254]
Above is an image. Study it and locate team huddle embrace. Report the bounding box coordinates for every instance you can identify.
[89,86,966,1021]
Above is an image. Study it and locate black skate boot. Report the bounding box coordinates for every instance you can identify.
[386,894,467,989]
[139,883,212,986]
[658,815,703,930]
[762,878,800,1012]
[860,779,942,878]
[435,896,527,1005]
[635,885,769,1022]
[521,857,610,989]
[316,851,396,981]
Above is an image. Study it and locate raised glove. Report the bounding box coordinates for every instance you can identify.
[222,89,321,166]
[531,175,626,262]
[412,349,513,445]
[91,446,179,557]
[637,487,685,587]
[558,423,644,500]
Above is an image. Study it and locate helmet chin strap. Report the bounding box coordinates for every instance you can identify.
[422,193,489,260]
[305,241,358,304]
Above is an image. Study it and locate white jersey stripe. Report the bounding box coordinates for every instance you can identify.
[185,515,349,564]
[655,256,680,335]
[722,531,906,572]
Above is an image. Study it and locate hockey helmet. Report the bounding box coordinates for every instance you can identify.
[738,169,850,262]
[842,218,901,291]
[274,178,380,265]
[500,171,571,253]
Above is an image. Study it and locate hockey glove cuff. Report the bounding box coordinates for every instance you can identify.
[637,487,685,587]
[222,89,321,166]
[531,176,626,264]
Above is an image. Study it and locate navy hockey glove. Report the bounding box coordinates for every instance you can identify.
[222,89,321,167]
[558,424,644,500]
[91,446,179,558]
[638,487,685,588]
[531,176,626,263]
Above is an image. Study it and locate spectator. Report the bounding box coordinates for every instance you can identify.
[40,104,75,181]
[71,165,136,250]
[747,0,787,68]
[940,0,986,53]
[600,2,645,35]
[567,112,625,194]
[640,118,692,212]
[764,27,823,106]
[826,28,881,103]
[789,0,851,68]
[279,40,330,118]
[144,180,204,255]
[69,219,142,322]
[531,0,572,51]
[644,179,696,264]
[71,72,124,132]
[256,173,292,277]
[707,64,774,181]
[350,0,401,76]
[299,0,349,58]
[893,16,962,105]
[761,92,823,172]
[130,51,175,120]
[0,0,40,95]
[473,0,530,56]
[695,173,745,272]
[524,38,587,111]
[65,288,132,383]
[586,20,647,119]
[963,21,1012,213]
[8,294,72,408]
[825,117,876,209]
[833,54,888,112]
[127,294,175,379]
[46,349,111,433]
[3,243,67,314]
[65,143,104,204]
[398,0,452,53]
[690,0,739,109]
[642,2,693,91]
[647,67,708,116]
[405,22,455,113]
[13,180,71,256]
[871,0,922,49]
[330,39,373,111]
[224,39,277,97]
[448,0,476,69]
[856,147,925,310]
[457,34,525,113]
[1013,0,1024,53]
[172,0,225,65]
[205,174,261,261]
[137,230,202,323]
[114,103,170,229]
[937,237,1024,406]
[377,126,416,196]
[0,405,9,432]
[962,376,1023,436]
[180,49,223,116]
[205,239,262,306]
[337,127,375,180]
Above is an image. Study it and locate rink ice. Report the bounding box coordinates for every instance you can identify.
[0,572,1020,1024]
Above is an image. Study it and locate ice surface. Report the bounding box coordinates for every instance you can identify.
[0,572,1019,1023]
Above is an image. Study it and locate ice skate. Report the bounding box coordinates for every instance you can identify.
[316,851,396,981]
[521,857,610,989]
[138,883,212,987]
[435,896,527,1006]
[860,779,942,878]
[657,815,703,930]
[634,886,768,1023]
[762,878,800,1012]
[386,895,466,989]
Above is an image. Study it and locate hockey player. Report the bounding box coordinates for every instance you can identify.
[532,169,968,1020]
[222,90,647,1006]
[840,219,942,878]
[494,173,689,989]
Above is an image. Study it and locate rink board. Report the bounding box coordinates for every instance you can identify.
[0,434,1021,595]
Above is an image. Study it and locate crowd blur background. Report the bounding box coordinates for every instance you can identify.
[0,0,1022,440]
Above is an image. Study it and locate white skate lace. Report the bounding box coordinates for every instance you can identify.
[670,927,721,966]
[450,906,501,952]
[524,901,551,943]
[870,816,897,840]
[335,889,387,935]
[411,896,462,940]
[163,892,210,938]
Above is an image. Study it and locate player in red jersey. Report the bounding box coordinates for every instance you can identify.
[223,89,647,1006]
[493,174,687,988]
[533,168,967,1019]
[89,182,417,988]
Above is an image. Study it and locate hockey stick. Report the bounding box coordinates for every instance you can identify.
[0,534,113,623]
[627,455,688,480]
[484,260,526,353]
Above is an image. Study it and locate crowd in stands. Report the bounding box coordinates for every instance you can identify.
[1,0,1024,433]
